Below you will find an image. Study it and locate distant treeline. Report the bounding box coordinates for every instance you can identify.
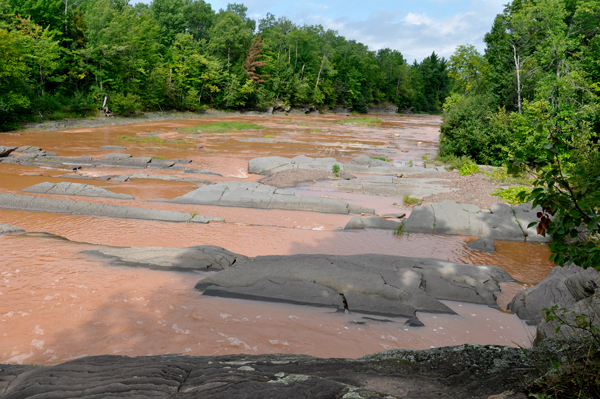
[0,0,452,129]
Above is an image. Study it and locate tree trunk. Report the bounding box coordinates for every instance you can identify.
[227,43,231,69]
[315,56,325,90]
[513,44,522,113]
[294,41,298,70]
[300,64,305,81]
[199,83,205,104]
[395,76,400,99]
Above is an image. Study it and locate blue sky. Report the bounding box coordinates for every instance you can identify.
[135,0,507,62]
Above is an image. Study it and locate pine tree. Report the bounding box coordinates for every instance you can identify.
[243,35,269,83]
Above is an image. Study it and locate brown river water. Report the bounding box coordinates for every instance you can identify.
[0,114,554,365]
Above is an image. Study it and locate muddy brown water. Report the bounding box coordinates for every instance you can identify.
[0,114,554,365]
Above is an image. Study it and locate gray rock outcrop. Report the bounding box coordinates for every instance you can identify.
[196,254,514,323]
[0,345,534,398]
[401,201,549,242]
[0,223,25,234]
[0,193,224,224]
[22,182,134,200]
[508,265,600,324]
[0,146,17,157]
[344,216,403,230]
[467,237,496,252]
[82,245,247,272]
[155,181,375,214]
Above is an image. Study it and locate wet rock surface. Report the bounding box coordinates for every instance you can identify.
[60,173,213,184]
[315,175,455,198]
[196,253,514,322]
[508,265,600,328]
[344,215,403,230]
[248,155,441,176]
[155,181,375,214]
[22,182,134,200]
[0,345,531,399]
[0,193,224,224]
[0,223,25,234]
[82,245,247,272]
[468,238,497,252]
[402,201,549,242]
[0,147,208,173]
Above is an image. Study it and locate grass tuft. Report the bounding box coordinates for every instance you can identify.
[178,122,265,134]
[403,195,419,205]
[491,186,532,204]
[336,117,382,126]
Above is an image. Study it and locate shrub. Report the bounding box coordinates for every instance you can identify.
[403,195,419,205]
[439,94,511,166]
[332,164,340,176]
[110,93,142,116]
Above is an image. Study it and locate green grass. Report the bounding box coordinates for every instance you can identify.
[264,135,274,138]
[370,155,391,162]
[297,121,309,126]
[484,166,534,185]
[119,136,194,145]
[403,195,419,205]
[178,122,265,134]
[491,186,532,204]
[310,128,322,132]
[336,117,382,126]
[282,119,293,123]
[151,156,166,159]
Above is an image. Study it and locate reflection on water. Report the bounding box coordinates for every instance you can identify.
[0,114,554,364]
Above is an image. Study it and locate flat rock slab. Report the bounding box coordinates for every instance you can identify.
[82,245,247,272]
[0,223,25,234]
[344,215,403,230]
[154,181,375,215]
[0,345,532,399]
[401,201,549,242]
[249,155,441,176]
[317,177,456,198]
[0,193,224,224]
[60,173,212,185]
[196,253,514,323]
[99,145,127,150]
[22,182,134,200]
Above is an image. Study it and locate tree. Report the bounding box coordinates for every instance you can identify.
[243,35,268,83]
[208,10,251,69]
[448,44,486,94]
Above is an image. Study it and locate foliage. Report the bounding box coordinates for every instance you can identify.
[370,155,390,162]
[331,164,340,176]
[403,195,419,205]
[512,122,600,270]
[491,186,532,204]
[439,94,512,166]
[179,121,265,133]
[523,304,600,398]
[0,0,455,130]
[110,93,142,116]
[336,117,381,126]
[458,160,481,176]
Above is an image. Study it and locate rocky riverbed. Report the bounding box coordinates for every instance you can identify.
[2,113,594,398]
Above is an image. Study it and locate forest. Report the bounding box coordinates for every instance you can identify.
[0,0,451,129]
[440,0,599,269]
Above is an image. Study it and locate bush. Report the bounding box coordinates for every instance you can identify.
[109,93,142,116]
[439,94,511,166]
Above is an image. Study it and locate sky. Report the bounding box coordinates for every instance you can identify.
[135,0,508,62]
